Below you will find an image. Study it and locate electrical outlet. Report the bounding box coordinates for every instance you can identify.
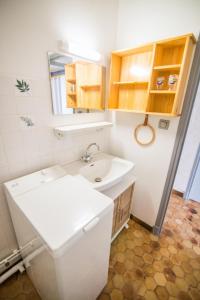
[158,119,170,130]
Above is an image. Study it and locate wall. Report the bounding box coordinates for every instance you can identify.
[174,83,200,193]
[108,0,200,226]
[0,0,118,261]
[1,0,200,262]
[116,0,200,48]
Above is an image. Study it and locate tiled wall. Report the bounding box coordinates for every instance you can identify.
[0,0,118,262]
[0,74,109,260]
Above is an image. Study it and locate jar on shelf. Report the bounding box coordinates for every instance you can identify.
[168,74,178,90]
[156,76,165,90]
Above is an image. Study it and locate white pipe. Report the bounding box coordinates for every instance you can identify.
[0,238,38,268]
[0,238,41,284]
[0,261,25,284]
[0,250,20,267]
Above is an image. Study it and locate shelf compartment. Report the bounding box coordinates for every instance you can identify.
[109,48,153,109]
[150,69,180,91]
[147,93,175,114]
[118,85,148,111]
[78,89,103,110]
[153,64,181,71]
[154,38,186,67]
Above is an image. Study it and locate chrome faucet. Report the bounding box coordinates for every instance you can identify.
[81,143,100,163]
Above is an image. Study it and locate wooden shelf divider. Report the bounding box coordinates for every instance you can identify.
[113,81,149,86]
[150,90,176,94]
[80,84,101,89]
[153,64,181,71]
[67,79,76,83]
[67,92,76,96]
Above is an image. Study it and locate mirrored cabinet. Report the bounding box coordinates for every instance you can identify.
[48,52,105,115]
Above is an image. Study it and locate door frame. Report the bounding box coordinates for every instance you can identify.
[184,143,200,200]
[153,33,200,235]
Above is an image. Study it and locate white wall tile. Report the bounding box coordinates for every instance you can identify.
[0,115,20,133]
[0,78,110,261]
[0,95,17,115]
[0,185,17,258]
[1,130,25,163]
[0,0,118,261]
[0,135,7,164]
[0,164,11,184]
[0,76,15,96]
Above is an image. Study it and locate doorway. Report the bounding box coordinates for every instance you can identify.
[184,144,200,202]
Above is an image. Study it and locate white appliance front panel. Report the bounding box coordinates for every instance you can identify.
[55,208,113,300]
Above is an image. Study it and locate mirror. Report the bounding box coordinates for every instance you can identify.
[48,52,105,115]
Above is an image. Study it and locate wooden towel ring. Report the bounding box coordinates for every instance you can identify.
[134,114,156,146]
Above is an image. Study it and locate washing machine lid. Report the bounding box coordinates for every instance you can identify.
[10,175,113,256]
[4,165,66,197]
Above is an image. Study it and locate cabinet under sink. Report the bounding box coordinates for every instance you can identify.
[111,183,134,239]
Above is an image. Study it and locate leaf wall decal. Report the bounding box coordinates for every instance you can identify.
[15,79,30,92]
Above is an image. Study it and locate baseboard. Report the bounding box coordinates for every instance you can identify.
[172,189,184,197]
[130,214,152,232]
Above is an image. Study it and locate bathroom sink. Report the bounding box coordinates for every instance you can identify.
[63,153,134,192]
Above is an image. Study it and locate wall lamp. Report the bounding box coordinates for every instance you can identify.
[58,40,102,62]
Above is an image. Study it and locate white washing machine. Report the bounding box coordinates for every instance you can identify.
[4,165,113,300]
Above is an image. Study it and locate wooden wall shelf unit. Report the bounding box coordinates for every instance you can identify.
[65,62,104,110]
[108,34,196,116]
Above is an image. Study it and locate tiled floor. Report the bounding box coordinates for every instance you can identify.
[0,272,39,300]
[0,193,200,300]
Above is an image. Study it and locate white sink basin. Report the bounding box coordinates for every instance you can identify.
[63,153,134,192]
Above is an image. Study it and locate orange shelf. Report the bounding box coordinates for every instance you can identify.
[153,64,181,71]
[80,84,100,89]
[113,81,148,86]
[150,90,176,94]
[67,79,76,83]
